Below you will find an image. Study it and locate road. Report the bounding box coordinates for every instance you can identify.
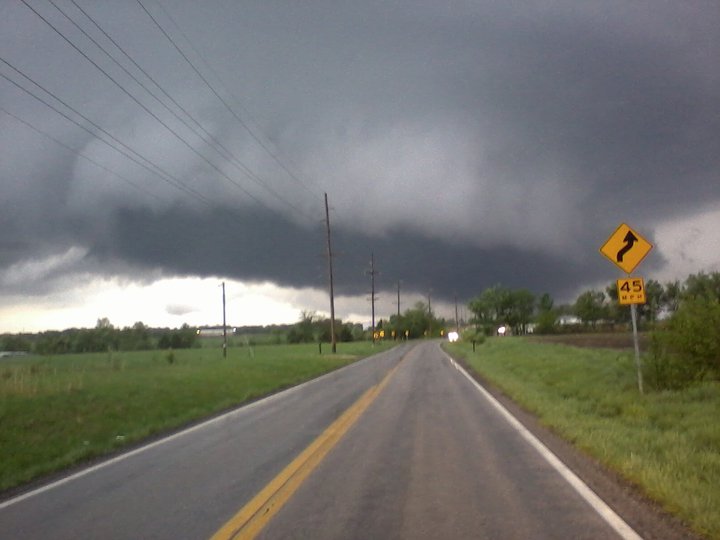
[1,342,653,539]
[255,342,633,540]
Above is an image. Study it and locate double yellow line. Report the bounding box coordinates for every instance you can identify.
[211,362,401,540]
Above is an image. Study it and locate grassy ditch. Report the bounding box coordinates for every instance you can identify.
[444,337,720,539]
[0,341,391,493]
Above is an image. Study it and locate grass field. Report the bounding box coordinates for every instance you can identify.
[0,341,392,493]
[444,337,720,539]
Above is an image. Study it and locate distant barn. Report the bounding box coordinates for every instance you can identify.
[196,327,237,337]
[0,351,29,358]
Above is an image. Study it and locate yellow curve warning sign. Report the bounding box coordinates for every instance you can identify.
[600,223,653,274]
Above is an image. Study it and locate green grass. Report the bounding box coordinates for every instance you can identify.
[444,337,720,539]
[0,341,392,492]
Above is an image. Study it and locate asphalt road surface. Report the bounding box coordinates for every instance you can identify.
[1,341,682,539]
[256,342,633,540]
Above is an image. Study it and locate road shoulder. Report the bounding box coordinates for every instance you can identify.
[444,347,705,540]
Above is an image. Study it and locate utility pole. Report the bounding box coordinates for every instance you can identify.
[324,193,337,353]
[455,294,460,333]
[396,281,401,318]
[222,281,227,358]
[427,289,432,338]
[367,252,378,344]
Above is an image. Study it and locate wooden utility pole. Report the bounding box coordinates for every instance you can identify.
[222,281,227,358]
[455,294,460,333]
[427,289,432,337]
[324,193,337,353]
[397,281,401,318]
[367,252,378,344]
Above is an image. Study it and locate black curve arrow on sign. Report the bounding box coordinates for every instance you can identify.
[616,231,638,262]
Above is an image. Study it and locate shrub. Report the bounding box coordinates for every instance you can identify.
[462,328,486,345]
[646,333,699,390]
[534,310,558,334]
[647,298,720,389]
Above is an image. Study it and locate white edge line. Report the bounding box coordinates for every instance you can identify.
[439,346,643,540]
[0,347,402,511]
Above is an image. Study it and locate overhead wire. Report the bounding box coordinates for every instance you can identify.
[0,56,214,206]
[19,0,281,214]
[139,0,325,200]
[0,106,163,202]
[153,0,325,200]
[54,0,314,222]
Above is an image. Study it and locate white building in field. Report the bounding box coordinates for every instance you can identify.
[557,315,581,326]
[0,351,29,358]
[196,327,237,337]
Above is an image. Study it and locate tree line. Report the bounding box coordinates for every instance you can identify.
[465,271,719,389]
[285,311,365,344]
[285,301,450,345]
[284,303,450,344]
[1,319,198,355]
[463,272,719,337]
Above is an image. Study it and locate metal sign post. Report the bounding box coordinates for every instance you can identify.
[629,303,643,394]
[600,223,653,394]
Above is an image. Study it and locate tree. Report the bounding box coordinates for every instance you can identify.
[667,298,720,373]
[662,280,682,313]
[605,283,631,324]
[468,286,535,335]
[118,322,152,351]
[287,311,317,344]
[508,289,535,335]
[36,331,72,355]
[338,323,354,342]
[534,293,557,334]
[468,291,496,336]
[157,324,197,349]
[649,297,720,388]
[639,279,664,323]
[537,293,554,313]
[646,272,720,388]
[405,301,434,338]
[468,285,509,335]
[0,334,32,352]
[574,290,607,327]
[96,317,112,329]
[683,272,720,303]
[386,302,444,339]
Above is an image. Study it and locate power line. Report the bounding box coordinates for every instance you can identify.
[0,106,162,202]
[141,0,323,199]
[155,0,324,199]
[55,0,314,222]
[20,0,276,211]
[1,61,302,235]
[0,56,212,206]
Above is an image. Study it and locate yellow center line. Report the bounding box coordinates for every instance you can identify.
[210,361,402,540]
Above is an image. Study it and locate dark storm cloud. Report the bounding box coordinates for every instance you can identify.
[1,0,719,312]
[85,204,622,305]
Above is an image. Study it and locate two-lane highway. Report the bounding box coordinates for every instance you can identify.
[256,342,636,539]
[1,342,641,539]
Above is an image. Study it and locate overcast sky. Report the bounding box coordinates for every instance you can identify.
[1,0,719,333]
